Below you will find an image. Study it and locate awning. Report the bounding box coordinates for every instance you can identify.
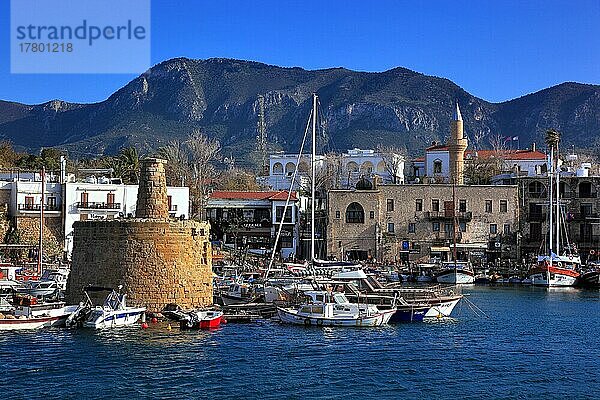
[430,246,450,252]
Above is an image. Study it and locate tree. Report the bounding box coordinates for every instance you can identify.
[117,147,140,184]
[376,145,406,184]
[217,168,259,191]
[159,130,221,218]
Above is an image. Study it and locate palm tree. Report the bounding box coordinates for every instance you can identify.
[118,147,140,184]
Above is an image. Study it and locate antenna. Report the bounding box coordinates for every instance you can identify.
[256,95,268,175]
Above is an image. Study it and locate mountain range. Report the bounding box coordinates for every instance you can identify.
[1,57,599,164]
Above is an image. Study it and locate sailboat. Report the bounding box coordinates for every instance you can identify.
[528,130,581,287]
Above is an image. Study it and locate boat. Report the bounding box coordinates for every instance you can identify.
[0,294,78,330]
[528,130,581,287]
[576,261,600,288]
[179,310,225,330]
[66,286,146,329]
[277,290,395,327]
[220,281,263,306]
[435,261,475,284]
[19,279,62,298]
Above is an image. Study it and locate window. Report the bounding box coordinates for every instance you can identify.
[432,222,440,232]
[432,199,439,212]
[581,204,593,217]
[80,192,89,207]
[459,200,467,212]
[503,224,511,235]
[335,211,340,219]
[276,206,293,223]
[490,224,497,234]
[415,199,423,212]
[530,222,542,240]
[47,196,57,209]
[408,223,415,233]
[345,202,365,223]
[528,181,546,198]
[500,200,507,213]
[485,200,492,213]
[433,159,442,174]
[386,199,394,212]
[24,196,35,210]
[388,223,395,233]
[108,192,116,207]
[167,195,173,211]
[459,222,466,232]
[369,211,374,219]
[280,236,293,249]
[272,162,284,175]
[444,223,453,234]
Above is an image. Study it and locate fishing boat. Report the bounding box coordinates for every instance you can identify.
[66,286,146,329]
[576,261,600,288]
[0,294,78,330]
[528,130,581,287]
[179,310,225,330]
[330,269,462,320]
[435,261,475,284]
[277,290,395,327]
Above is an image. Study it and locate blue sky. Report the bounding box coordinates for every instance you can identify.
[1,0,599,105]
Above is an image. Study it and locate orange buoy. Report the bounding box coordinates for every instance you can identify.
[141,322,149,329]
[151,317,158,324]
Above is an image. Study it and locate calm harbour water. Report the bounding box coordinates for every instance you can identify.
[2,286,600,400]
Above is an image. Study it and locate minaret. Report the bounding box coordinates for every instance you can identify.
[448,103,468,184]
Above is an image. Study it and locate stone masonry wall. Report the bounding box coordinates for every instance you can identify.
[16,216,63,257]
[136,158,169,219]
[66,219,212,312]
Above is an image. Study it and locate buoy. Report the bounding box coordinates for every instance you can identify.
[141,322,149,329]
[222,319,227,324]
[151,317,158,324]
[167,324,172,331]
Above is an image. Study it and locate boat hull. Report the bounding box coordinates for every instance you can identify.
[389,306,429,322]
[180,312,224,330]
[0,315,67,331]
[276,307,395,327]
[83,308,146,329]
[424,298,461,318]
[436,270,474,284]
[576,271,600,288]
[528,266,579,287]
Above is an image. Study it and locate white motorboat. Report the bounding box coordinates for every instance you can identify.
[277,291,395,327]
[0,295,78,330]
[435,261,475,284]
[19,280,61,298]
[66,286,146,329]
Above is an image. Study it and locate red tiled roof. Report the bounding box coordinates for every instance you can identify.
[414,157,425,162]
[426,144,448,151]
[209,191,298,201]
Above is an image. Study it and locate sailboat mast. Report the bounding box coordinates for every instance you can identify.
[548,147,554,255]
[311,93,317,262]
[38,167,45,276]
[555,140,560,254]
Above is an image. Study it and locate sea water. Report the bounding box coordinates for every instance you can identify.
[2,286,599,399]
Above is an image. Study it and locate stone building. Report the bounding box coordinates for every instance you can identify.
[66,159,212,312]
[327,184,519,265]
[518,174,600,263]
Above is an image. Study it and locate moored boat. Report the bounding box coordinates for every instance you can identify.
[277,291,395,327]
[0,294,78,330]
[180,310,224,329]
[435,261,475,284]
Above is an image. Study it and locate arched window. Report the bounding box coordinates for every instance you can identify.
[285,162,296,176]
[345,202,365,223]
[347,161,359,173]
[360,161,374,174]
[272,162,283,175]
[376,161,386,173]
[433,159,442,174]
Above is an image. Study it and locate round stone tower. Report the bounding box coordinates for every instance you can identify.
[67,157,212,312]
[448,103,468,185]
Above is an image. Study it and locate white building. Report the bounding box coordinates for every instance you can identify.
[412,143,548,182]
[2,170,189,258]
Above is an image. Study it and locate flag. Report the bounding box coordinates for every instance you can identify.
[512,136,519,141]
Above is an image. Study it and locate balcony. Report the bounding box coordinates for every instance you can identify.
[76,202,121,210]
[425,211,472,221]
[572,212,600,221]
[18,203,61,212]
[578,192,598,199]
